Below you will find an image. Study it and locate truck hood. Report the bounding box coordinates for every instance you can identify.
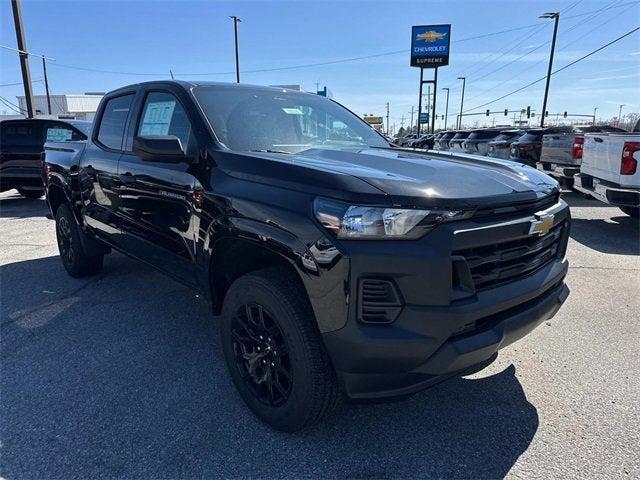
[286,147,557,207]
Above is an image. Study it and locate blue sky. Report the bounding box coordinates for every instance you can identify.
[1,0,638,129]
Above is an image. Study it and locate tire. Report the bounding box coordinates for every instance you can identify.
[561,178,574,190]
[619,206,639,218]
[55,203,104,278]
[17,188,44,199]
[220,267,340,432]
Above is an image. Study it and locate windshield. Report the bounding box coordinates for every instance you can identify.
[193,85,388,154]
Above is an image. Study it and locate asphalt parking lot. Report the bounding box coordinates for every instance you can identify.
[1,189,638,479]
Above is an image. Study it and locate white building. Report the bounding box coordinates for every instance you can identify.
[16,93,104,121]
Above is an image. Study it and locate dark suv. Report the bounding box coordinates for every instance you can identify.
[509,127,570,167]
[43,81,570,431]
[0,118,90,198]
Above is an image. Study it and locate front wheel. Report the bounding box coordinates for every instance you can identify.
[55,203,104,277]
[220,268,340,432]
[619,206,639,218]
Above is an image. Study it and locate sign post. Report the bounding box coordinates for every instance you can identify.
[410,24,451,135]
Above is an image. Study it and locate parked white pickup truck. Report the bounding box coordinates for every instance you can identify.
[574,120,640,218]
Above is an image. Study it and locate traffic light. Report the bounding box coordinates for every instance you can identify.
[526,106,531,119]
[486,109,490,116]
[504,109,508,116]
[563,111,568,118]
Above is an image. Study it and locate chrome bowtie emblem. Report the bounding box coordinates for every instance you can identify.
[529,213,555,236]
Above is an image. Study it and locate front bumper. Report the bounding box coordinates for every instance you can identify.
[321,201,570,399]
[574,174,640,207]
[537,161,580,180]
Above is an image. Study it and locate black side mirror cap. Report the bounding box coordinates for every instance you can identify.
[133,135,187,163]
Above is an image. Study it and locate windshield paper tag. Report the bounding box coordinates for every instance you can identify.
[140,101,176,135]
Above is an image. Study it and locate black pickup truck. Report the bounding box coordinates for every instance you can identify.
[1,118,90,198]
[43,81,570,431]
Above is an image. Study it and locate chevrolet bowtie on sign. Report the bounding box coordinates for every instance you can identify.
[529,213,555,236]
[411,24,451,68]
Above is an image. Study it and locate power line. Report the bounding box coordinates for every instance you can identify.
[0,94,27,114]
[461,26,640,114]
[462,2,635,105]
[0,78,43,87]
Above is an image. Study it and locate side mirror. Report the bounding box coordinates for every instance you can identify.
[133,135,187,163]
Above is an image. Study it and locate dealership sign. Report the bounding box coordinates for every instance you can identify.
[419,113,429,124]
[410,24,451,67]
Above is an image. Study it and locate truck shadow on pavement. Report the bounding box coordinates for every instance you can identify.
[0,192,48,219]
[1,254,538,479]
[562,192,640,256]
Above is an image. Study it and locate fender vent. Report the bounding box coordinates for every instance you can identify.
[358,278,402,324]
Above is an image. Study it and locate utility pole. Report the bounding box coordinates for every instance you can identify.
[425,85,431,131]
[442,87,450,130]
[618,104,625,127]
[593,107,598,125]
[11,0,35,118]
[409,106,414,133]
[230,16,241,83]
[539,12,560,128]
[457,77,466,129]
[386,102,390,136]
[42,56,51,115]
[169,69,175,79]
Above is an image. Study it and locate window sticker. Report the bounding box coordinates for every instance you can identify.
[281,107,303,115]
[140,100,176,135]
[46,128,72,142]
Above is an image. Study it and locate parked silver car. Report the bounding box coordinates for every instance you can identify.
[448,131,471,153]
[486,129,526,160]
[462,128,503,156]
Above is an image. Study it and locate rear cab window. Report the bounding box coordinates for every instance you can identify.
[45,122,87,142]
[0,122,44,148]
[96,94,135,151]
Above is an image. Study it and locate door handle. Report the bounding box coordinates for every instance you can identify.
[593,137,604,143]
[119,172,135,184]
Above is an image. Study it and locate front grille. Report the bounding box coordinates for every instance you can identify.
[454,220,565,291]
[357,278,403,324]
[472,193,560,220]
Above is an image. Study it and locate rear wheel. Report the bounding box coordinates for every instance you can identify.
[17,188,44,199]
[220,268,340,432]
[619,206,639,218]
[55,203,104,277]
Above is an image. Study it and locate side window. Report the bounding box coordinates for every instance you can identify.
[97,94,134,150]
[45,123,86,142]
[137,92,192,151]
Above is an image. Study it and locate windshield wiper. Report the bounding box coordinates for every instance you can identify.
[249,149,292,154]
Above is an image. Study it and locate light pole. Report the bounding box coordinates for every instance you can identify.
[540,12,560,127]
[593,107,598,125]
[442,87,450,130]
[457,77,466,129]
[229,16,241,83]
[618,104,625,127]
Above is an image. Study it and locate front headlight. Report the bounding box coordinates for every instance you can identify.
[314,197,470,240]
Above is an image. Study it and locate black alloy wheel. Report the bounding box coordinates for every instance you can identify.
[56,215,75,266]
[231,303,293,406]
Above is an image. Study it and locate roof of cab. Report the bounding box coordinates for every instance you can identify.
[106,80,314,96]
